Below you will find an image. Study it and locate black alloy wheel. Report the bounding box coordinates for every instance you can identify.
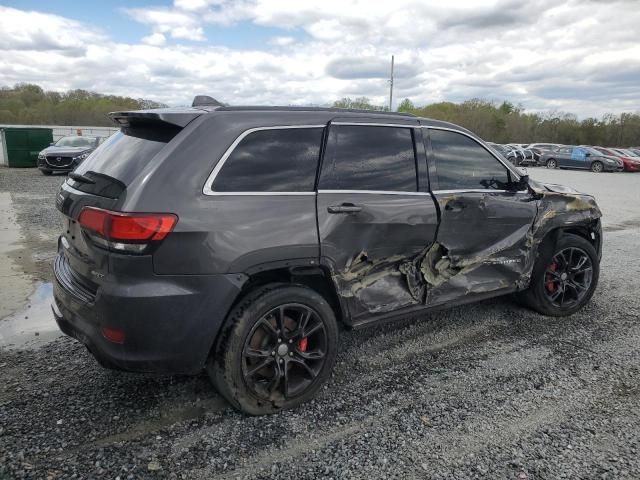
[543,247,593,308]
[209,284,338,415]
[519,233,599,317]
[242,303,327,401]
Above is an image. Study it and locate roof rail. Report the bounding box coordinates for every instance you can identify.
[216,106,415,116]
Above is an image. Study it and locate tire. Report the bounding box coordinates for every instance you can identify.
[520,233,599,317]
[546,159,557,169]
[591,161,603,173]
[208,283,339,415]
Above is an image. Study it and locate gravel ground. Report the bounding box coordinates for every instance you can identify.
[1,167,639,479]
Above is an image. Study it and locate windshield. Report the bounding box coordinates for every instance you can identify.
[55,136,96,148]
[583,147,605,156]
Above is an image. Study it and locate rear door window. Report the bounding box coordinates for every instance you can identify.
[211,127,323,192]
[319,125,417,192]
[429,129,511,191]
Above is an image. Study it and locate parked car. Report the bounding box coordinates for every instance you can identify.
[505,144,536,166]
[526,143,561,163]
[592,147,640,172]
[487,142,516,162]
[539,145,622,172]
[527,143,561,151]
[52,102,603,414]
[37,136,101,175]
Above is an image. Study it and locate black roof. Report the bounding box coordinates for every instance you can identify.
[216,106,415,117]
[109,105,470,135]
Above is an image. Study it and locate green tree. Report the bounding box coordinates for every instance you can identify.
[0,83,168,126]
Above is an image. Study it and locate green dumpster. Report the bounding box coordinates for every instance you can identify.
[0,127,54,167]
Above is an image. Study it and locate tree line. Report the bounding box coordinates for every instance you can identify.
[334,97,640,147]
[2,84,638,146]
[0,84,167,127]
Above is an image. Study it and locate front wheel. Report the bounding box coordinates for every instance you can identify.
[591,161,603,173]
[546,159,557,169]
[520,234,599,316]
[208,284,339,415]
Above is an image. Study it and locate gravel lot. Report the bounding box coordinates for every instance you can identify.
[1,167,639,479]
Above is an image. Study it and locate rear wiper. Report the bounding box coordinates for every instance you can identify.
[68,172,96,184]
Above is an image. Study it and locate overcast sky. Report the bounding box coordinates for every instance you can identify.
[1,0,638,117]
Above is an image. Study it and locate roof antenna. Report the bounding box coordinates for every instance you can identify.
[192,95,223,107]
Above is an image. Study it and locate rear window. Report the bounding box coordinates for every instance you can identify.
[70,125,177,196]
[211,127,323,192]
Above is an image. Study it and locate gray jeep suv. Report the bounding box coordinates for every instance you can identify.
[53,102,602,414]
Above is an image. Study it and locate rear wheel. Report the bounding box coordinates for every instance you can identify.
[208,284,338,415]
[591,161,603,173]
[546,158,557,169]
[520,234,599,316]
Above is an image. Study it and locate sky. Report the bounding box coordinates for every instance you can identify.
[0,0,639,117]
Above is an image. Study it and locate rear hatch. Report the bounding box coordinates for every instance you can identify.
[55,109,202,298]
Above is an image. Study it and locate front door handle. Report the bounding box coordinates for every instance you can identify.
[327,203,363,214]
[444,200,466,213]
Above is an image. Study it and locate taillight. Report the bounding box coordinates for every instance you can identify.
[78,207,177,254]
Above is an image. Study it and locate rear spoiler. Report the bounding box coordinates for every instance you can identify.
[108,108,206,128]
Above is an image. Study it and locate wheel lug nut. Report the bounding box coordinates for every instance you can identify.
[271,351,275,356]
[289,339,292,343]
[280,359,284,364]
[278,338,282,343]
[289,352,293,356]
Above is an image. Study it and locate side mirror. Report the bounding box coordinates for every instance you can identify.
[585,152,591,157]
[511,174,529,191]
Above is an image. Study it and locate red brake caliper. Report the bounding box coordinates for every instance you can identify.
[545,262,557,293]
[297,337,308,352]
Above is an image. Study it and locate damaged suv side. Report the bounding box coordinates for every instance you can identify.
[53,105,602,415]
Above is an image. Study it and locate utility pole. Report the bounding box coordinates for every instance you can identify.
[388,55,394,112]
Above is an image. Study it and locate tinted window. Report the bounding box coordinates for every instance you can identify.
[430,129,511,191]
[74,128,175,187]
[212,128,323,192]
[319,125,417,191]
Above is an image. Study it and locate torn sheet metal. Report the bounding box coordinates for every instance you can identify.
[330,181,602,317]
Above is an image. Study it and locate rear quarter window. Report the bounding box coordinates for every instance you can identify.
[210,127,324,193]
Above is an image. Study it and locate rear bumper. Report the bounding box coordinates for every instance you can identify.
[53,252,246,374]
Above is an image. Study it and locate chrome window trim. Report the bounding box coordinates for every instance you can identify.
[318,189,430,196]
[432,189,509,194]
[205,192,316,197]
[424,126,522,181]
[203,125,325,196]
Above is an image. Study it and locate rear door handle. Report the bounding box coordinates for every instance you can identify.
[327,203,363,214]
